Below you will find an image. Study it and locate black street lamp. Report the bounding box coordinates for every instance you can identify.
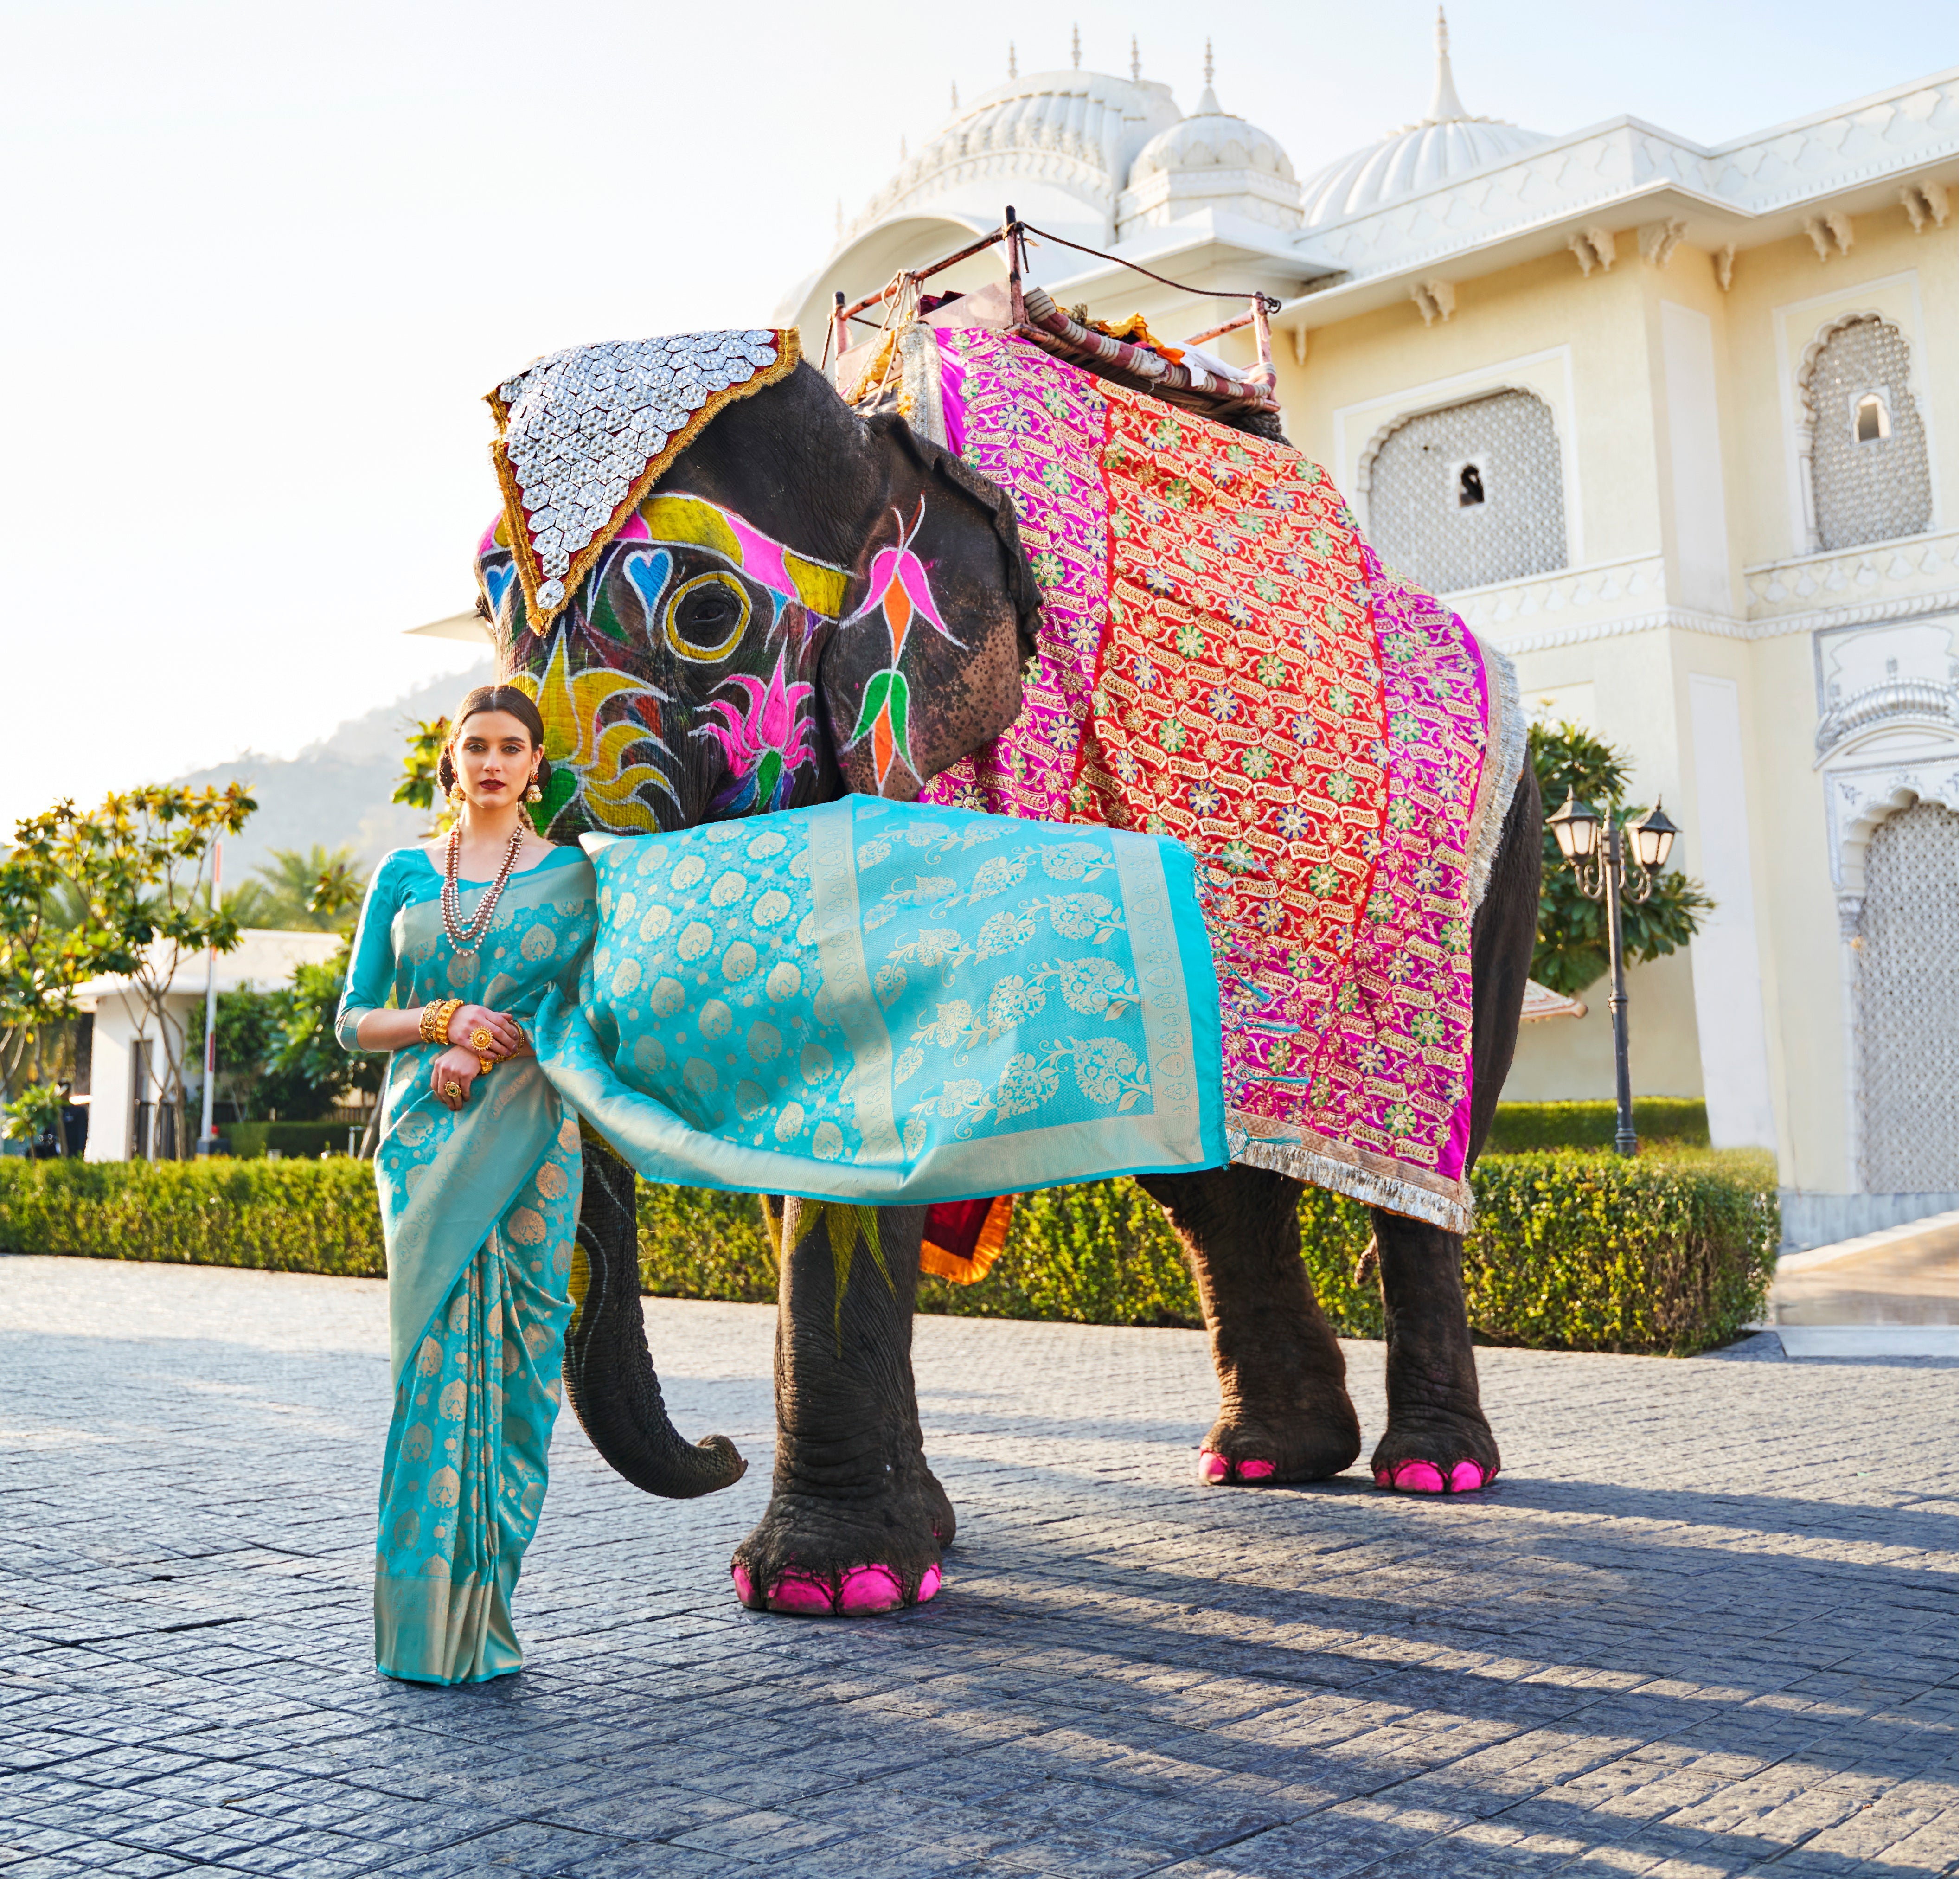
[1548,791,1681,1154]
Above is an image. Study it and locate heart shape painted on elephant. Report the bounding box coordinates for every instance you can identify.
[622,549,674,629]
[481,560,516,619]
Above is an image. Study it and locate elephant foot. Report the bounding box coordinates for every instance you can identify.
[1370,1413,1500,1495]
[1196,1386,1362,1487]
[731,1467,954,1617]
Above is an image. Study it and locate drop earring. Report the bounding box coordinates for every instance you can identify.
[525,774,543,805]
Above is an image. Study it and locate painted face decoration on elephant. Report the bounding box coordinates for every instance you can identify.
[476,492,851,835]
[474,330,1035,842]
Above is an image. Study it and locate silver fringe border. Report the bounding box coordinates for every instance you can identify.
[1463,629,1525,919]
[1228,1123,1474,1236]
[898,324,948,449]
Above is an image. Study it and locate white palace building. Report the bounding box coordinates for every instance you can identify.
[781,19,1960,1244]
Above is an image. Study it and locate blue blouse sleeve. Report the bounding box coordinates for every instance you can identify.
[336,854,412,1052]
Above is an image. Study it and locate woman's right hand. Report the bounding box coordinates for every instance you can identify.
[444,1002,526,1061]
[430,1045,482,1111]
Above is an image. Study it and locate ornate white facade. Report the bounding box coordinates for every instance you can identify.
[781,17,1960,1241]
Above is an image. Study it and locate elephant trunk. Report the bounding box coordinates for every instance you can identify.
[563,1135,748,1499]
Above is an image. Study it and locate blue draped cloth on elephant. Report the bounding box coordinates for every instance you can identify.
[535,798,1225,1201]
[336,847,596,1685]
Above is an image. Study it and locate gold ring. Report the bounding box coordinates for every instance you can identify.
[471,1028,493,1051]
[445,1081,462,1099]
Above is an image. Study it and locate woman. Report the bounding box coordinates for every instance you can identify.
[336,685,596,1684]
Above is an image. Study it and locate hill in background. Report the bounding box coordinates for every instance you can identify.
[175,661,492,885]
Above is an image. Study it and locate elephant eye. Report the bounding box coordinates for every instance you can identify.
[665,571,750,662]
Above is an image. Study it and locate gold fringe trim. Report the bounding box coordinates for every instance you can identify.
[918,1193,1015,1284]
[1463,630,1525,920]
[486,330,803,637]
[1228,1117,1474,1236]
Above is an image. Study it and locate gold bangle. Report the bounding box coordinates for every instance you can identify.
[421,999,461,1048]
[477,1052,495,1077]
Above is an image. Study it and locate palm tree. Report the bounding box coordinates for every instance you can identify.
[224,847,366,932]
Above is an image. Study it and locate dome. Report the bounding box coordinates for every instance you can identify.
[851,67,1181,241]
[1117,49,1301,238]
[1299,9,1549,229]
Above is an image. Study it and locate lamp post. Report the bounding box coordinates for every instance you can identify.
[1546,792,1680,1155]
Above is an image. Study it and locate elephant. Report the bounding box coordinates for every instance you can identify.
[475,340,1542,1618]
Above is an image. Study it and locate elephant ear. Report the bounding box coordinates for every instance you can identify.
[819,412,1038,799]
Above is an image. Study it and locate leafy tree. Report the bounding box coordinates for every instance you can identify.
[56,783,256,1156]
[394,714,456,835]
[1529,721,1713,997]
[0,802,139,1109]
[224,846,366,933]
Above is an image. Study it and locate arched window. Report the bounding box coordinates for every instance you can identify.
[1858,798,1959,1193]
[1803,317,1932,552]
[1362,390,1567,595]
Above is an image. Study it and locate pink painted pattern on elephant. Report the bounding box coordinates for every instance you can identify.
[1199,1452,1276,1483]
[1374,1459,1493,1494]
[765,1573,836,1615]
[731,1562,755,1605]
[918,1564,942,1601]
[836,1566,903,1615]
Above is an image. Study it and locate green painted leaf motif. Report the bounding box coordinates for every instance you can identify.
[849,669,894,745]
[532,766,578,834]
[884,668,912,766]
[819,1201,892,1345]
[589,579,629,644]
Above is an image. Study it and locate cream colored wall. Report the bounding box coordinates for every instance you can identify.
[1717,205,1957,567]
[1503,952,1705,1102]
[1273,247,1667,570]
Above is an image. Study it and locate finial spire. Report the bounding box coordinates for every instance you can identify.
[834,197,843,239]
[1008,40,1017,79]
[950,78,959,109]
[899,132,907,160]
[1129,32,1140,81]
[1197,36,1219,114]
[1071,23,1081,68]
[1427,6,1469,122]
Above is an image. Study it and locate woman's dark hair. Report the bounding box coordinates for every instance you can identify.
[437,685,552,794]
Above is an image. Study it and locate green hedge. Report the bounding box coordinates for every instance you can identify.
[1487,1099,1709,1153]
[225,1121,365,1160]
[0,1148,1777,1357]
[0,1158,383,1276]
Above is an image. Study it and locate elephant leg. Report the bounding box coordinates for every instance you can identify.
[731,1199,954,1616]
[1371,763,1541,1494]
[1367,1211,1499,1493]
[1137,1164,1361,1486]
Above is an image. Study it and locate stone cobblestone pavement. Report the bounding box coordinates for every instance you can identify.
[0,1254,1953,1878]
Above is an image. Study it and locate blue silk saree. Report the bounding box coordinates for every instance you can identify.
[535,798,1225,1200]
[337,847,596,1685]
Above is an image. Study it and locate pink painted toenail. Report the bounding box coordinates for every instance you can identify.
[1199,1451,1230,1482]
[918,1564,941,1602]
[1449,1461,1487,1493]
[1373,1466,1392,1488]
[731,1563,756,1605]
[836,1566,903,1616]
[765,1574,835,1616]
[1238,1460,1276,1480]
[1391,1461,1447,1494]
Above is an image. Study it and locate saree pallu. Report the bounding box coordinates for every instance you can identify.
[535,798,1225,1203]
[346,851,596,1684]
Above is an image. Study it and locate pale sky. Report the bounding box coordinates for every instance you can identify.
[2,0,1952,832]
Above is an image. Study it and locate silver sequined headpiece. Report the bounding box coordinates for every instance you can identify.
[486,328,800,632]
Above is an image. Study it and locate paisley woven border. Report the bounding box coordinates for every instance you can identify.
[485,329,802,636]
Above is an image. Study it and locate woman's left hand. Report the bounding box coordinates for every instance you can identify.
[431,1045,482,1111]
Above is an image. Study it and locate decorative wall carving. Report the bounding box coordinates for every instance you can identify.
[1445,553,1665,629]
[1714,244,1736,291]
[1804,212,1856,260]
[1567,228,1616,276]
[1409,279,1456,324]
[1364,389,1567,595]
[1639,218,1687,266]
[1853,799,1959,1194]
[1746,531,1954,617]
[1900,180,1951,231]
[1797,314,1933,553]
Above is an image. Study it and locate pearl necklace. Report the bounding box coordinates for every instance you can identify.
[442,823,525,952]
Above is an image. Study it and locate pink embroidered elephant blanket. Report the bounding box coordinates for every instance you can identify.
[907,327,1525,1233]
